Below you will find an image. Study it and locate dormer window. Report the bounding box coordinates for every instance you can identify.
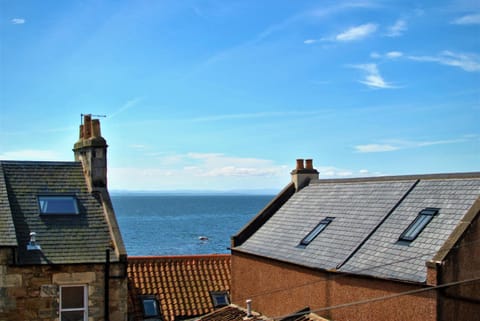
[399,208,439,242]
[38,195,79,215]
[300,217,334,246]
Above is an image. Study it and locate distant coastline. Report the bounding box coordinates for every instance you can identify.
[110,189,279,197]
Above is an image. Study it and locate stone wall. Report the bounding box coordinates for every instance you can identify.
[0,248,128,321]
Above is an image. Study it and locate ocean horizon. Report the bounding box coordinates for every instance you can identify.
[111,194,274,256]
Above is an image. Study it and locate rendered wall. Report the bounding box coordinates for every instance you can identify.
[231,251,437,321]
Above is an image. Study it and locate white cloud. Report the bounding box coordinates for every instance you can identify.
[349,64,395,89]
[0,149,62,160]
[11,18,25,24]
[355,144,399,153]
[371,51,403,59]
[408,51,480,72]
[386,19,407,37]
[109,153,289,190]
[304,39,318,45]
[386,51,403,58]
[336,23,378,41]
[355,136,474,153]
[451,13,480,25]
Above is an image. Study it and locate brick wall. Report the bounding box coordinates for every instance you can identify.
[0,248,128,321]
[440,212,480,321]
[231,251,437,321]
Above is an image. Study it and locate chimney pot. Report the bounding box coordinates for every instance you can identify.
[92,119,101,137]
[296,159,305,170]
[84,114,92,139]
[305,159,313,170]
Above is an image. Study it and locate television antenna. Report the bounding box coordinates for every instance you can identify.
[80,114,107,124]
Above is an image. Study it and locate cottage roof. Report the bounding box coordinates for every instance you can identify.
[128,254,231,321]
[233,172,480,283]
[0,160,120,264]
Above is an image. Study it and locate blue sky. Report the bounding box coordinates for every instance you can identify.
[1,0,479,192]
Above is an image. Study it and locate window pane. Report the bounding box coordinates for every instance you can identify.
[39,196,79,214]
[142,299,159,317]
[401,215,432,240]
[61,311,84,321]
[302,223,327,244]
[61,286,84,309]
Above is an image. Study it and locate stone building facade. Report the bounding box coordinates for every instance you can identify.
[0,115,128,321]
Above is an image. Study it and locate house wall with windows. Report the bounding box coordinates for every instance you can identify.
[231,251,437,321]
[0,247,127,321]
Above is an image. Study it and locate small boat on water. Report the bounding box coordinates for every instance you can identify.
[198,236,209,241]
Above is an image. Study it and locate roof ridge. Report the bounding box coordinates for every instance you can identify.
[0,160,80,166]
[128,254,231,260]
[312,171,480,184]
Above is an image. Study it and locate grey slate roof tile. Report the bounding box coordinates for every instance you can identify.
[0,160,118,264]
[235,175,480,283]
[340,178,480,282]
[0,163,18,246]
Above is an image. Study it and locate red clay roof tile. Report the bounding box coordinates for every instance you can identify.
[128,254,231,321]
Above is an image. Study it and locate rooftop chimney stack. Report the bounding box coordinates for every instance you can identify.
[291,158,319,191]
[73,114,108,192]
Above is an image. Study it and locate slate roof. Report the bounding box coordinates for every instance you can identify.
[128,254,231,321]
[0,160,119,264]
[234,173,480,283]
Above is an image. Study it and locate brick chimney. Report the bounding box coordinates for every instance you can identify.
[73,114,108,191]
[291,158,319,191]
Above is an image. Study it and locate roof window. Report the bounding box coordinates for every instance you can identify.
[210,291,230,308]
[38,195,79,215]
[300,217,334,246]
[399,208,439,242]
[140,296,162,320]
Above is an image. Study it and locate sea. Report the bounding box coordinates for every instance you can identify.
[111,194,274,256]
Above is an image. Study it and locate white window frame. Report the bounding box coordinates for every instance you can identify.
[59,284,88,321]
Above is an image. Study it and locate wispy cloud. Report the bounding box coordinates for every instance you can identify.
[317,166,382,178]
[109,97,144,118]
[349,63,395,89]
[386,19,407,37]
[408,51,480,72]
[370,51,403,59]
[0,149,62,160]
[189,111,321,122]
[355,137,476,153]
[335,23,378,41]
[451,13,480,25]
[355,144,399,153]
[109,153,288,190]
[11,18,25,24]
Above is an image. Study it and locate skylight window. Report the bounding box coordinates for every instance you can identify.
[210,291,230,308]
[399,208,439,242]
[300,217,334,246]
[141,296,162,320]
[38,195,79,215]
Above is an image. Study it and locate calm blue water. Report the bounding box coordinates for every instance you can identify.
[111,195,273,256]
